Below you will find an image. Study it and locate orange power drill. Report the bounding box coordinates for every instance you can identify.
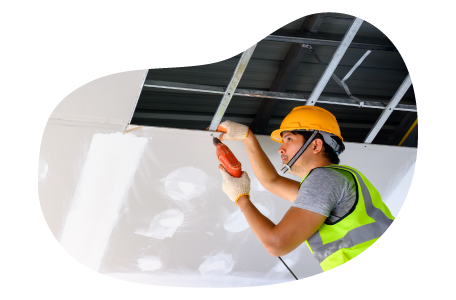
[213,136,242,178]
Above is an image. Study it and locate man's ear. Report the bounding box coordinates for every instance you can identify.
[312,139,324,153]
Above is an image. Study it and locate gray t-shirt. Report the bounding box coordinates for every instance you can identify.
[292,167,357,224]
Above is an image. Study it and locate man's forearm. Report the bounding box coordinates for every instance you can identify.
[236,195,280,256]
[243,129,280,189]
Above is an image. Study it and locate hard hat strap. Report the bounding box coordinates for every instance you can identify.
[319,131,341,154]
[281,130,319,174]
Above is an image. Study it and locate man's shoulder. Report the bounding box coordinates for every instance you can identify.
[308,166,354,184]
[310,166,346,177]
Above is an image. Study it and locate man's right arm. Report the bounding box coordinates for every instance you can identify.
[243,129,300,202]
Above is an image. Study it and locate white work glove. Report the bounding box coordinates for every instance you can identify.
[219,165,250,205]
[217,120,249,141]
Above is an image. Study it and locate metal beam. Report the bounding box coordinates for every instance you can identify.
[296,17,456,143]
[142,80,417,112]
[250,13,326,134]
[249,44,308,133]
[342,50,371,82]
[308,47,364,104]
[306,18,364,106]
[207,44,256,131]
[364,74,412,143]
[134,112,251,123]
[263,30,396,51]
[300,13,326,32]
[0,34,456,52]
[132,112,396,130]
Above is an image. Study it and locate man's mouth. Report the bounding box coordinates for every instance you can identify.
[281,155,288,162]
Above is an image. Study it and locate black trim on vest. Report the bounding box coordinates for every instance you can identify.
[323,169,359,225]
[299,166,359,226]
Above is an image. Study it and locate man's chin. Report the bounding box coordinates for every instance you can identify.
[289,165,301,176]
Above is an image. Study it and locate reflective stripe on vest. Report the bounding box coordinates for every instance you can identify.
[306,165,393,264]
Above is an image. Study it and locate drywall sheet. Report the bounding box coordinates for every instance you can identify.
[50,70,147,125]
[37,70,153,246]
[39,119,128,240]
[39,121,417,287]
[0,70,148,178]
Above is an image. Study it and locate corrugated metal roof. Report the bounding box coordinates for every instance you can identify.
[133,13,456,148]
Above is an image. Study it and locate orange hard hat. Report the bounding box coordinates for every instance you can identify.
[271,106,343,143]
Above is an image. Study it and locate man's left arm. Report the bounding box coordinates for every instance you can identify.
[219,166,326,257]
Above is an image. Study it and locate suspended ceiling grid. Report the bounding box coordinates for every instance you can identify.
[132,41,451,144]
[0,12,456,144]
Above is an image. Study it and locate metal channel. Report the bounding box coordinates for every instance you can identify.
[308,47,362,105]
[364,74,412,143]
[305,18,364,106]
[142,80,417,112]
[342,50,371,82]
[263,34,396,52]
[294,17,456,143]
[207,44,257,131]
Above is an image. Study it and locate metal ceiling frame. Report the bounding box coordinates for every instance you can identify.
[306,17,456,143]
[4,21,456,143]
[208,44,257,131]
[250,13,327,134]
[5,30,456,52]
[142,80,417,112]
[309,46,370,105]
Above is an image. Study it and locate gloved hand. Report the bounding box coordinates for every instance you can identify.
[217,120,249,141]
[219,164,250,205]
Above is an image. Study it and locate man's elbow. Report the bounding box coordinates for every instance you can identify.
[264,239,291,257]
[262,175,282,193]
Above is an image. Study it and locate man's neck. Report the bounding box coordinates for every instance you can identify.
[292,159,333,178]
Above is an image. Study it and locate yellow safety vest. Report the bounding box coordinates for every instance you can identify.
[301,165,395,272]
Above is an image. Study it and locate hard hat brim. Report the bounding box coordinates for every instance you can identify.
[271,128,286,143]
[271,128,344,144]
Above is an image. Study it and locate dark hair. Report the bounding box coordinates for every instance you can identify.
[293,131,344,165]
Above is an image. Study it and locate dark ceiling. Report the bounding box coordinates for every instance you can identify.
[0,12,456,147]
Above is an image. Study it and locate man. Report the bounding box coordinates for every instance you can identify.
[217,106,395,272]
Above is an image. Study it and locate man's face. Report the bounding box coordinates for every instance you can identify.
[278,132,305,165]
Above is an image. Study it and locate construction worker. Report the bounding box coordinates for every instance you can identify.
[217,106,395,272]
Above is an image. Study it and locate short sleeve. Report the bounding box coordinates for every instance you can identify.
[292,168,347,217]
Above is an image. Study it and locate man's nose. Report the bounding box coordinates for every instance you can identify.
[278,146,285,154]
